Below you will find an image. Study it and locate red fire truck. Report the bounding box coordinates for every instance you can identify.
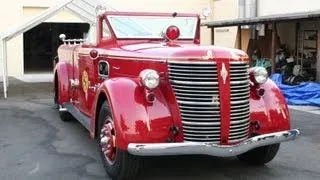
[53,11,300,179]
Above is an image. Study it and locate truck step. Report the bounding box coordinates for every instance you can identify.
[63,102,91,131]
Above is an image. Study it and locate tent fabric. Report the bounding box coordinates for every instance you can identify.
[271,73,320,107]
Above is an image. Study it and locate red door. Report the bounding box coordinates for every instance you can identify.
[76,49,96,117]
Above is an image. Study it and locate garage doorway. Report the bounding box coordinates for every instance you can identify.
[23,23,90,73]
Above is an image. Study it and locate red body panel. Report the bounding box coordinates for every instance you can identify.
[249,79,291,134]
[54,11,291,150]
[54,62,70,104]
[91,78,180,149]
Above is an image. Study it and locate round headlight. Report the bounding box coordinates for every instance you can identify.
[253,67,268,84]
[139,69,160,89]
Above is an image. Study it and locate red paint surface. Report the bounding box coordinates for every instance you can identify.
[54,11,290,150]
[216,62,231,144]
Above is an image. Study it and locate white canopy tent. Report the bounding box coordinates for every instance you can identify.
[0,0,112,98]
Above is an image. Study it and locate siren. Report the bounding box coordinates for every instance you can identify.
[165,25,180,41]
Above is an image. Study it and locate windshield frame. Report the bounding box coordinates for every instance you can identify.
[106,15,198,40]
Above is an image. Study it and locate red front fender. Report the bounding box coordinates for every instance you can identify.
[90,78,175,150]
[250,79,291,135]
[54,62,70,104]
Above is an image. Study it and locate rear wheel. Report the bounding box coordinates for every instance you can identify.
[98,101,141,180]
[55,75,74,122]
[237,144,280,165]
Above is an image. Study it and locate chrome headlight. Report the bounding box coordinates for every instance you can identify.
[139,69,160,89]
[252,67,268,84]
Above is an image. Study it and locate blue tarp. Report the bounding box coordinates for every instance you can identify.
[270,74,320,107]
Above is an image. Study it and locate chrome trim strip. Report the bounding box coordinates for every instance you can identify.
[171,80,219,85]
[170,76,219,81]
[172,84,219,89]
[230,91,250,96]
[182,116,221,121]
[230,103,250,109]
[229,61,249,65]
[231,107,250,113]
[183,133,221,137]
[229,125,250,132]
[169,69,217,73]
[169,65,217,70]
[180,105,220,110]
[183,125,220,130]
[182,121,220,126]
[128,129,300,157]
[230,76,249,80]
[228,136,248,143]
[184,137,221,141]
[230,111,250,117]
[178,100,220,105]
[230,116,250,122]
[230,100,249,105]
[173,88,219,93]
[169,72,217,76]
[181,113,220,118]
[229,133,248,140]
[231,96,250,101]
[229,130,249,136]
[175,92,216,97]
[183,129,221,134]
[230,80,249,85]
[230,122,250,129]
[180,109,220,113]
[168,61,217,64]
[176,96,214,101]
[230,69,249,73]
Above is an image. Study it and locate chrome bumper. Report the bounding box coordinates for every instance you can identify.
[128,129,300,157]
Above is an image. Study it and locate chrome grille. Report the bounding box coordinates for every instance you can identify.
[229,63,250,143]
[169,62,220,143]
[168,61,250,144]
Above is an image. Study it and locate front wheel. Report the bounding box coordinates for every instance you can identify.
[98,101,141,180]
[237,144,280,165]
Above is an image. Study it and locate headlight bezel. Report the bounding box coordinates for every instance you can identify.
[251,67,268,84]
[139,69,160,89]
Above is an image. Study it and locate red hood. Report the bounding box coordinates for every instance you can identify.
[115,42,249,62]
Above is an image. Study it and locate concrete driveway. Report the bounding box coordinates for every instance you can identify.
[0,79,319,180]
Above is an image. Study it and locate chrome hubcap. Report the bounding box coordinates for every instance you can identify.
[100,118,116,164]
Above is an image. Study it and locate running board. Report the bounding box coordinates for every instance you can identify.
[63,102,91,131]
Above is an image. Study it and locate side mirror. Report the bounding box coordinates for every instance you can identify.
[59,34,66,41]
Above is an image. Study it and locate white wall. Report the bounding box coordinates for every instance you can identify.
[258,0,320,16]
[1,0,212,76]
[211,0,239,48]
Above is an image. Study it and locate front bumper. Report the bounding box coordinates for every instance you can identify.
[128,129,300,157]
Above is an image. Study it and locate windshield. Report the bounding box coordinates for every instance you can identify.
[108,15,197,39]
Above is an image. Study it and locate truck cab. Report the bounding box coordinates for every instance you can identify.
[53,10,300,180]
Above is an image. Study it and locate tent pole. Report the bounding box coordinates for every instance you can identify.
[1,39,7,98]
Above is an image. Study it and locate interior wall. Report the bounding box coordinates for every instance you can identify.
[277,22,296,54]
[235,29,251,52]
[5,7,87,76]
